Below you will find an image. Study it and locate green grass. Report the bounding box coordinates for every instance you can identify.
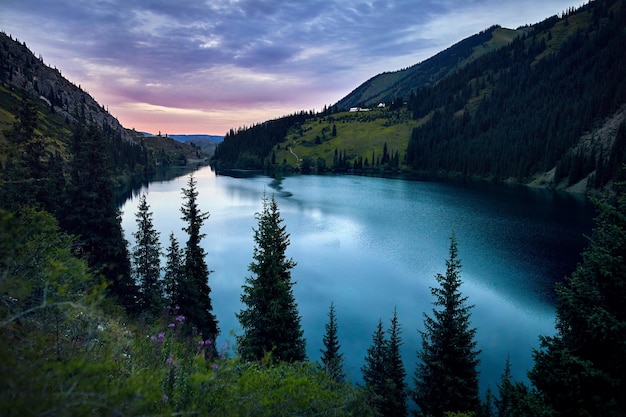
[274,109,418,167]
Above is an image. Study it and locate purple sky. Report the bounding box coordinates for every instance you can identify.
[2,0,582,135]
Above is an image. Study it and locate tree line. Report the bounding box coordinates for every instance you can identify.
[3,164,625,415]
[406,0,626,188]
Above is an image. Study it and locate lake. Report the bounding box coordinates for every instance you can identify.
[120,166,595,394]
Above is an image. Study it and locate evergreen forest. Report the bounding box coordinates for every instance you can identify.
[211,0,626,194]
[2,0,626,415]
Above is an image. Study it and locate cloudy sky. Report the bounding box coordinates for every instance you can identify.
[2,0,581,135]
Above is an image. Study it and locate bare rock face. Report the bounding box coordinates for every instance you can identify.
[0,31,133,143]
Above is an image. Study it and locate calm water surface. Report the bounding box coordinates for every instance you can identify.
[121,166,594,393]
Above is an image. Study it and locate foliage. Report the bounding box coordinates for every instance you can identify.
[213,111,311,169]
[413,235,481,416]
[237,192,306,362]
[361,309,408,417]
[194,360,375,416]
[321,302,346,382]
[0,206,374,416]
[406,0,626,186]
[529,183,626,416]
[61,123,139,312]
[131,194,163,319]
[163,231,184,304]
[178,173,218,341]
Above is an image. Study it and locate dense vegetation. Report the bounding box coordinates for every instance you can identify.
[406,0,626,187]
[2,0,626,414]
[212,0,626,193]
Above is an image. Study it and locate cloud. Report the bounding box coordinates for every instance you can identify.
[1,0,581,134]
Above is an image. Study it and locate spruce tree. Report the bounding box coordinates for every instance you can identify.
[178,174,218,341]
[163,232,184,305]
[237,192,306,362]
[63,124,138,312]
[131,194,163,317]
[362,311,408,417]
[387,308,408,417]
[529,185,626,416]
[320,302,345,382]
[413,235,480,416]
[495,355,514,417]
[362,319,388,414]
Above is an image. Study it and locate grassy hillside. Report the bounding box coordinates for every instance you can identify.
[274,108,417,169]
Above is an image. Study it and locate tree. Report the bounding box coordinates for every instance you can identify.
[320,302,345,382]
[386,308,408,417]
[237,192,306,362]
[178,174,218,341]
[131,194,163,318]
[63,123,138,312]
[413,235,480,416]
[163,232,184,305]
[529,185,626,416]
[494,355,514,417]
[361,310,407,417]
[362,319,388,414]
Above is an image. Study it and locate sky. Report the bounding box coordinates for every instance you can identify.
[2,0,583,135]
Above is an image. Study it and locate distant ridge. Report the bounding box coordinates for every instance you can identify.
[336,25,521,109]
[140,132,223,143]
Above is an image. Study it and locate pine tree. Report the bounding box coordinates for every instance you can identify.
[178,174,218,341]
[320,302,345,382]
[63,124,138,312]
[529,185,626,416]
[413,235,480,416]
[362,310,408,417]
[387,308,408,417]
[362,319,388,414]
[163,232,184,305]
[237,192,306,362]
[131,194,163,318]
[495,355,514,417]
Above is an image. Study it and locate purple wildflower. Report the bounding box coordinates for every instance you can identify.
[150,335,157,343]
[211,363,219,371]
[157,333,165,343]
[168,323,175,328]
[166,357,174,365]
[175,315,185,322]
[174,305,180,310]
[205,339,212,345]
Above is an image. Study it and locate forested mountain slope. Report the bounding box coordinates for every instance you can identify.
[212,0,626,193]
[405,0,626,190]
[0,32,207,189]
[336,25,522,110]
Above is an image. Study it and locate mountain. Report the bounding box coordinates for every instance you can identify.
[336,25,522,110]
[139,133,222,156]
[0,31,208,170]
[212,0,626,193]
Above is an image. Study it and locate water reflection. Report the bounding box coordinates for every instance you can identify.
[121,166,594,394]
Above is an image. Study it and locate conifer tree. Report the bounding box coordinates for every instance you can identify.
[237,192,306,362]
[362,319,388,414]
[320,302,345,382]
[63,123,138,312]
[387,308,408,417]
[178,174,218,341]
[495,355,514,417]
[529,184,626,416]
[412,235,480,416]
[131,194,163,317]
[163,232,184,305]
[362,311,408,417]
